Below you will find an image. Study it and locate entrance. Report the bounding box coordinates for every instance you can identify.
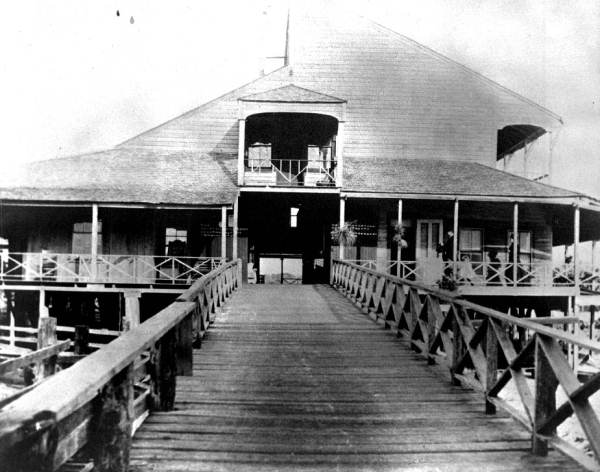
[240,193,338,284]
[416,219,444,284]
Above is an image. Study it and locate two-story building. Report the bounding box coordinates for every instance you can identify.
[1,5,599,330]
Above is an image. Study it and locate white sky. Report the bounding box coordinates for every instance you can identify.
[1,0,599,195]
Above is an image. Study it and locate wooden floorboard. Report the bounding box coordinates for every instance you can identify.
[130,284,584,471]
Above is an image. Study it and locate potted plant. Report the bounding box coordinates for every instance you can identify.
[332,221,357,247]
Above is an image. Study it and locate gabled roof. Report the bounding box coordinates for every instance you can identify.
[0,149,237,206]
[239,84,345,103]
[344,157,580,199]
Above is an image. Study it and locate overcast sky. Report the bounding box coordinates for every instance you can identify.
[1,0,599,195]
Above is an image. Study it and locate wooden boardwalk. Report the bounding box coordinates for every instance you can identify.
[130,285,583,471]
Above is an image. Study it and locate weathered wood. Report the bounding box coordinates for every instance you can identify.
[175,313,193,376]
[74,325,90,355]
[89,364,134,472]
[38,316,58,378]
[0,340,71,377]
[532,335,558,455]
[484,319,498,414]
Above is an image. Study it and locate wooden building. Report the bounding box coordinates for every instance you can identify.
[1,6,600,327]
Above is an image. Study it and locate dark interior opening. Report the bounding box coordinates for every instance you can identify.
[497,124,546,159]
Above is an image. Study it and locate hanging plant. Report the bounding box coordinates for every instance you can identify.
[332,221,357,247]
[393,223,408,248]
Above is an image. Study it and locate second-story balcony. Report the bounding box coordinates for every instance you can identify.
[245,153,337,187]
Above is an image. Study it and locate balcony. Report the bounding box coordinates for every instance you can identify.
[0,252,224,286]
[245,154,337,187]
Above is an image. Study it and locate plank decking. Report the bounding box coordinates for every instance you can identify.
[130,285,583,471]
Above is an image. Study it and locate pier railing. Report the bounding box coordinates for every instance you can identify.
[0,259,241,472]
[331,259,600,470]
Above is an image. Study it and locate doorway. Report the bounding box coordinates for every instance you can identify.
[416,219,444,284]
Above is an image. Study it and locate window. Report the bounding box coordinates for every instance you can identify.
[508,231,532,263]
[459,229,483,262]
[72,222,102,254]
[165,228,187,256]
[290,207,299,228]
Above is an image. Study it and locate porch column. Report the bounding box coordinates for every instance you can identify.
[335,122,345,187]
[237,119,246,185]
[397,199,403,272]
[452,199,459,277]
[221,206,227,261]
[513,202,519,287]
[574,203,580,293]
[339,196,346,260]
[38,289,48,318]
[91,203,99,281]
[376,207,387,272]
[232,196,239,260]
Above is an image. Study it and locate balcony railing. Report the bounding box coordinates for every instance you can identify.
[345,260,598,289]
[245,157,336,186]
[0,252,225,285]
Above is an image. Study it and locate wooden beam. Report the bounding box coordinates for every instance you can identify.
[453,199,459,277]
[513,202,519,287]
[232,196,239,260]
[397,199,403,266]
[574,204,580,293]
[91,204,99,281]
[336,121,345,187]
[339,196,346,260]
[221,206,227,261]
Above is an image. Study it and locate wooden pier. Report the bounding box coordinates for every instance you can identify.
[129,285,583,471]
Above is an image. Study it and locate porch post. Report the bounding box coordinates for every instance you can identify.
[574,203,580,293]
[339,196,346,260]
[397,199,403,273]
[123,290,141,330]
[237,119,246,186]
[232,196,239,260]
[91,203,99,281]
[335,122,345,187]
[513,202,519,287]
[452,199,459,277]
[221,206,227,261]
[376,207,387,272]
[38,288,48,318]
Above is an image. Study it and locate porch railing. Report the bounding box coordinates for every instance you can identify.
[246,157,336,186]
[331,259,600,470]
[0,252,224,285]
[345,259,594,288]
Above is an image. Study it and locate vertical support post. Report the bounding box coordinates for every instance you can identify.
[339,196,346,260]
[176,314,193,376]
[397,199,403,275]
[232,195,239,260]
[592,240,597,270]
[452,199,459,278]
[376,207,387,272]
[9,310,15,346]
[37,316,57,378]
[74,325,90,355]
[335,122,345,187]
[513,202,519,287]
[485,319,498,414]
[237,119,246,185]
[221,206,227,261]
[123,290,141,330]
[532,336,558,455]
[450,307,462,386]
[39,288,48,318]
[574,203,580,293]
[91,203,99,281]
[89,364,134,472]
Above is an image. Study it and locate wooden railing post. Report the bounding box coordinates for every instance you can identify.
[149,329,177,411]
[532,335,558,455]
[37,317,57,378]
[89,364,134,472]
[485,318,498,414]
[176,314,193,376]
[450,307,462,386]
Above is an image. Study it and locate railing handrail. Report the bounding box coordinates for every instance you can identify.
[0,259,241,469]
[1,251,223,259]
[334,260,600,353]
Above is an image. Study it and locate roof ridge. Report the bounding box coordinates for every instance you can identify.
[358,14,563,125]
